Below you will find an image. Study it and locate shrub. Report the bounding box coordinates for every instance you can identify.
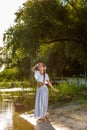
[0,67,18,81]
[49,81,87,103]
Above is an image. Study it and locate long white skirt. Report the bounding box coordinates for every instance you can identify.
[34,85,48,119]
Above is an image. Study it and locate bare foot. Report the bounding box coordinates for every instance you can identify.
[37,118,45,123]
[45,115,50,122]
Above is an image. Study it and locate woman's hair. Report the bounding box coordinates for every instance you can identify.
[42,63,46,82]
[37,63,46,82]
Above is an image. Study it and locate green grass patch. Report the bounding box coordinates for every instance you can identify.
[49,81,87,103]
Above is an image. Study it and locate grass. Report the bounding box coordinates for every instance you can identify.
[49,81,87,103]
[0,81,34,88]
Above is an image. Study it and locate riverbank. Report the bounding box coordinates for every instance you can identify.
[20,100,87,130]
[13,113,34,130]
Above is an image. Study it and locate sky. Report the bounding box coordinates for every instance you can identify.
[0,0,27,47]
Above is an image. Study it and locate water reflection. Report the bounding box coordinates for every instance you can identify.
[0,99,14,130]
[0,98,56,130]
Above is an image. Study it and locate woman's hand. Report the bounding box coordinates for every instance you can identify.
[53,88,59,93]
[48,80,59,92]
[31,63,40,72]
[48,80,59,93]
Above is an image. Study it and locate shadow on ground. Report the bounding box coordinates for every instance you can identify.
[34,121,55,130]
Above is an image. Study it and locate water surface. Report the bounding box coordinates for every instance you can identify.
[0,100,14,130]
[0,99,34,130]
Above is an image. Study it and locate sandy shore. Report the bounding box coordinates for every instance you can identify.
[20,101,87,130]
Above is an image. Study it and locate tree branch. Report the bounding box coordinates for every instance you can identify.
[67,0,78,14]
[41,38,68,43]
[41,37,87,46]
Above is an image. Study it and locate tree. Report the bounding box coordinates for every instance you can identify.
[3,0,87,79]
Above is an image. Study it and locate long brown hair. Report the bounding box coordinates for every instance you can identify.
[42,63,46,82]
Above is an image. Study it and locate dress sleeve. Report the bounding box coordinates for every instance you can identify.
[45,73,49,81]
[34,70,40,81]
[44,73,49,84]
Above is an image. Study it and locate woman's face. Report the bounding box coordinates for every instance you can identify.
[38,63,44,72]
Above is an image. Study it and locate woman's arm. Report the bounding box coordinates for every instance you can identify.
[31,63,39,72]
[48,80,59,93]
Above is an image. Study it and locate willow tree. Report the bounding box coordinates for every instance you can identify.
[3,0,87,78]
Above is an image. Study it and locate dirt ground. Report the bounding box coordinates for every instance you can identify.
[20,100,87,130]
[48,100,87,130]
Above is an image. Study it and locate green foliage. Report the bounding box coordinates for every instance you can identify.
[50,81,87,103]
[0,67,18,81]
[0,82,10,88]
[59,82,82,95]
[2,0,87,79]
[0,81,33,89]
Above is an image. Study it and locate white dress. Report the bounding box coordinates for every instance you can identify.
[34,70,49,119]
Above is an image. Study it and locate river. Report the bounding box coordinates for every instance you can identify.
[0,99,14,130]
[0,98,34,130]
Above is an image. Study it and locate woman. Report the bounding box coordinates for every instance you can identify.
[31,63,59,122]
